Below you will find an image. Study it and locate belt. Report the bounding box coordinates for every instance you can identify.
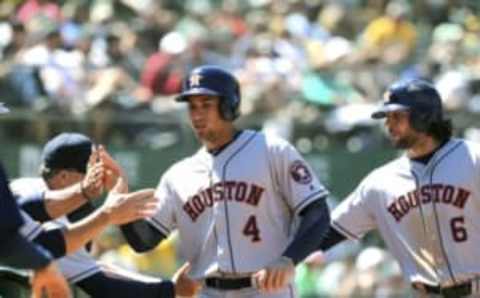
[413,282,472,297]
[205,277,252,290]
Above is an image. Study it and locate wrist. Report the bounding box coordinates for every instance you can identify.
[80,181,94,202]
[38,262,55,274]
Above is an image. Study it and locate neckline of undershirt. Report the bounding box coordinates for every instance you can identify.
[410,139,449,165]
[208,130,243,156]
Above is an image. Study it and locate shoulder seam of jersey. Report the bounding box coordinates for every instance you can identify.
[148,217,170,235]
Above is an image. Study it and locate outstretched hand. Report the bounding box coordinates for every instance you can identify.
[81,148,105,200]
[31,263,71,298]
[82,145,129,197]
[101,188,157,225]
[252,256,295,293]
[97,145,128,193]
[172,262,202,297]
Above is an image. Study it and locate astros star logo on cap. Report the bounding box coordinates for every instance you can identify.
[189,73,202,87]
[383,90,392,103]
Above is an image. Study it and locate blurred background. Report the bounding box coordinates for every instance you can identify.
[0,0,479,297]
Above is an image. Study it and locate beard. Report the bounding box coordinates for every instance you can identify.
[390,132,419,149]
[193,127,217,143]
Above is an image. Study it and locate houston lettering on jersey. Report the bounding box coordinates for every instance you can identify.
[183,181,265,222]
[387,184,471,222]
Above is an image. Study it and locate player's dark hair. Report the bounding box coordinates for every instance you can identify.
[424,118,453,143]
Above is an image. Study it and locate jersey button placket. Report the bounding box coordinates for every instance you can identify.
[422,170,451,285]
[211,166,231,273]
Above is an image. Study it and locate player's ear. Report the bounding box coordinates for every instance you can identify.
[44,169,65,188]
[57,169,69,181]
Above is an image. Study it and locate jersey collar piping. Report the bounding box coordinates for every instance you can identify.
[207,130,243,156]
[408,138,460,174]
[410,139,449,165]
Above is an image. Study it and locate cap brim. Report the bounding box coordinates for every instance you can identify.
[371,103,409,119]
[175,88,220,102]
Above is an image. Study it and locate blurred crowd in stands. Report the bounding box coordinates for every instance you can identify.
[1,1,480,297]
[0,0,479,138]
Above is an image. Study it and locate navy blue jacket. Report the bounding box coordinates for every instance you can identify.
[0,163,51,269]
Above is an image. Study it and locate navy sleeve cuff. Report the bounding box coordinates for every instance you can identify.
[318,226,347,251]
[283,198,331,264]
[32,228,66,259]
[67,201,96,223]
[77,271,175,298]
[120,220,166,252]
[18,191,51,222]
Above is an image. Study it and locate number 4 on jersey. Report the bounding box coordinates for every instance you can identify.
[243,215,261,242]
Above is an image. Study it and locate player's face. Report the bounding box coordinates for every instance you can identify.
[49,169,84,189]
[187,95,229,142]
[384,110,421,149]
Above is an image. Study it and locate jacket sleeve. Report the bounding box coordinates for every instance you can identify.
[120,219,166,253]
[0,232,52,269]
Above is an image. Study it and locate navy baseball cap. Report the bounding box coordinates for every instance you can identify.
[371,79,443,119]
[41,133,93,173]
[175,66,239,102]
[0,102,10,114]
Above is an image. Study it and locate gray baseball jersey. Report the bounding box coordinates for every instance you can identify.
[149,130,328,282]
[11,178,100,283]
[332,138,480,287]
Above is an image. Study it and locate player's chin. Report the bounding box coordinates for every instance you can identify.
[388,135,402,148]
[192,129,207,140]
[391,137,413,149]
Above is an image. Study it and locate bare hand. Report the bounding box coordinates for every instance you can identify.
[304,251,325,267]
[101,188,157,225]
[172,262,202,297]
[82,148,105,199]
[97,145,128,193]
[252,256,295,293]
[31,263,71,298]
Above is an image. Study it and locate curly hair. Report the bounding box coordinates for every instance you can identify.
[424,118,453,143]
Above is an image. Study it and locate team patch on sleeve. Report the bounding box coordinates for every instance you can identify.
[289,160,312,185]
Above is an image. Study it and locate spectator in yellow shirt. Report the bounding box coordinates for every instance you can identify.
[361,1,417,64]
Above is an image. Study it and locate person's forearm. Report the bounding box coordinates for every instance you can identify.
[283,199,330,264]
[64,188,156,254]
[44,183,89,219]
[63,208,110,255]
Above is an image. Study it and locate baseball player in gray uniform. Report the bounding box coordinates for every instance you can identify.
[11,177,103,285]
[121,65,332,297]
[316,79,480,298]
[12,132,200,298]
